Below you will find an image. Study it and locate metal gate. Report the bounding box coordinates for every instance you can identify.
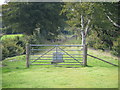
[26,44,87,67]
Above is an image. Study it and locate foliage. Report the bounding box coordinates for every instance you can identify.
[61,2,95,45]
[1,34,50,59]
[87,31,110,50]
[62,2,119,56]
[2,38,24,59]
[2,2,65,39]
[2,2,120,57]
[87,30,120,56]
[1,34,28,59]
[111,37,120,57]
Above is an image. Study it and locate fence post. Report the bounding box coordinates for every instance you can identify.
[26,43,30,68]
[83,44,87,66]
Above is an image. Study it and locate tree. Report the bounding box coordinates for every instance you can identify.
[62,2,119,46]
[91,2,119,50]
[62,3,94,45]
[2,2,65,39]
[102,3,119,28]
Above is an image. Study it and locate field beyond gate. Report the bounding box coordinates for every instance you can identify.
[29,44,86,67]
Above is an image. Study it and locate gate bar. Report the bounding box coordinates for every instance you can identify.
[30,44,83,47]
[58,47,82,64]
[31,49,83,51]
[87,54,118,67]
[30,56,83,58]
[31,47,56,63]
[31,64,82,65]
[31,54,83,55]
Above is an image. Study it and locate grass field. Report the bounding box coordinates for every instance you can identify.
[1,45,118,88]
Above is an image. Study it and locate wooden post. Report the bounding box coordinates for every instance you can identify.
[83,44,87,66]
[26,43,30,68]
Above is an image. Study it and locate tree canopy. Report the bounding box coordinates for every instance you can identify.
[2,2,65,39]
[62,2,119,46]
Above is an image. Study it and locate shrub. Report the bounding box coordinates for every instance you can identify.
[111,37,120,57]
[87,33,105,50]
[2,38,24,60]
[1,34,51,60]
[87,31,110,51]
[2,46,9,59]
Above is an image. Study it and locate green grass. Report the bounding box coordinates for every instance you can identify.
[0,61,2,89]
[2,66,118,88]
[2,46,118,88]
[1,34,24,40]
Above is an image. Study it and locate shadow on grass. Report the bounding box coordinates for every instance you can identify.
[86,65,93,67]
[64,65,93,68]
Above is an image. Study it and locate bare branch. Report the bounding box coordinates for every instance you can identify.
[85,19,91,36]
[85,27,92,37]
[81,15,84,31]
[106,13,120,28]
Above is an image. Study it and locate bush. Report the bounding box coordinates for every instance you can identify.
[87,34,105,50]
[87,30,111,51]
[87,31,120,57]
[2,46,9,59]
[1,34,28,60]
[1,34,43,60]
[1,34,50,60]
[111,37,120,57]
[2,38,24,60]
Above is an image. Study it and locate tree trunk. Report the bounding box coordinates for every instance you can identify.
[81,31,86,45]
[80,15,86,45]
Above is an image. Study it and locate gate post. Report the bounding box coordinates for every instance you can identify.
[83,44,87,66]
[26,43,30,68]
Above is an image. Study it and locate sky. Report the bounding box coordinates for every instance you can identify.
[0,0,6,5]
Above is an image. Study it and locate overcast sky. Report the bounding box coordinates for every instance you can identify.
[0,0,6,5]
